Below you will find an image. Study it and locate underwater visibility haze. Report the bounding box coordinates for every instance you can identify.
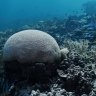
[1,0,96,96]
[0,0,93,30]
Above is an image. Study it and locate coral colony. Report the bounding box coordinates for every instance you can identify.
[1,1,96,96]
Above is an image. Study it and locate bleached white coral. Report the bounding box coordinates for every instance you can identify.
[3,30,61,64]
[60,48,69,58]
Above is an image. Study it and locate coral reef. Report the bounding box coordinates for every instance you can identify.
[1,11,96,96]
[1,39,96,96]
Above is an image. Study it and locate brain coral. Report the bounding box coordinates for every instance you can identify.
[3,30,61,64]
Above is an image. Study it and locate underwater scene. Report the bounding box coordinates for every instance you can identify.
[1,0,96,96]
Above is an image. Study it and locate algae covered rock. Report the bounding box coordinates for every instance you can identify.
[3,30,61,64]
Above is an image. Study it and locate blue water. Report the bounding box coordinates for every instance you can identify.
[0,0,95,30]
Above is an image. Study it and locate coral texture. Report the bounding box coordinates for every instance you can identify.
[3,30,61,64]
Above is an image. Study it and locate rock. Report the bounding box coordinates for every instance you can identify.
[55,91,61,96]
[40,93,47,96]
[57,69,67,78]
[30,90,37,96]
[60,89,66,95]
[81,94,87,96]
[16,89,30,96]
[47,92,53,96]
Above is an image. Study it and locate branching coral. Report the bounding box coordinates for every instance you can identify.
[61,39,96,64]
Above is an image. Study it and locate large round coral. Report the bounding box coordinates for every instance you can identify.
[3,30,61,64]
